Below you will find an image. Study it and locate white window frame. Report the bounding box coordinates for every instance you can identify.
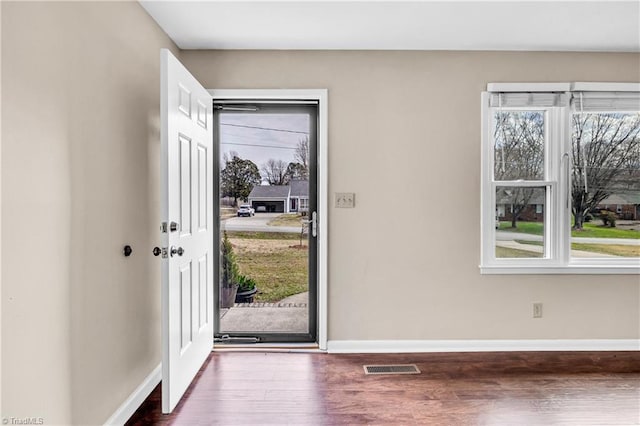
[481,83,640,275]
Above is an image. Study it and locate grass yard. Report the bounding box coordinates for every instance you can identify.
[227,231,307,302]
[514,239,639,257]
[268,213,305,227]
[495,246,541,258]
[571,243,640,257]
[571,223,639,239]
[498,221,544,235]
[499,221,639,239]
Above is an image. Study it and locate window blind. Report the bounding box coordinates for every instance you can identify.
[571,91,640,112]
[489,92,566,108]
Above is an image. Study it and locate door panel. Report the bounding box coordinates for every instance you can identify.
[161,49,213,413]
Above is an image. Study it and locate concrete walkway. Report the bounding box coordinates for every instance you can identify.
[219,292,309,333]
[496,231,640,246]
[495,240,614,258]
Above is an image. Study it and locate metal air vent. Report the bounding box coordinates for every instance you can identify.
[363,364,421,375]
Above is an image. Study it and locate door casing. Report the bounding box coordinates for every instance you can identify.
[209,89,328,351]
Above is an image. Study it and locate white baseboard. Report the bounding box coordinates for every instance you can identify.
[327,339,640,353]
[104,363,161,426]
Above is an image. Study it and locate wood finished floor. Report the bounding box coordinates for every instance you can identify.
[127,351,640,425]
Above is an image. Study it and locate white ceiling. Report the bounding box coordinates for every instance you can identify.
[140,1,640,52]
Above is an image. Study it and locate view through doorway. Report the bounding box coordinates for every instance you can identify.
[213,101,318,344]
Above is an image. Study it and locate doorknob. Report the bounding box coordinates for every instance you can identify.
[170,246,184,257]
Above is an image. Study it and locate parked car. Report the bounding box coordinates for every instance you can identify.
[237,204,255,217]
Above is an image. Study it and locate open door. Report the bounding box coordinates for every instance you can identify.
[160,49,214,413]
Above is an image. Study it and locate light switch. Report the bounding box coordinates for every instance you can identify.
[335,192,355,208]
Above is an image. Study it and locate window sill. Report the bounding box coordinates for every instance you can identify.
[480,264,640,275]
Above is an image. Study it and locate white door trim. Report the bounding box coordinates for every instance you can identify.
[210,89,328,351]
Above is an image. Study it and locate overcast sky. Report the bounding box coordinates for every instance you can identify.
[219,113,310,182]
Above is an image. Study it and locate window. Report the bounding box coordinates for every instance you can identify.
[481,83,640,274]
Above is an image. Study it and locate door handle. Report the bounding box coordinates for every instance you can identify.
[309,211,317,237]
[170,246,184,257]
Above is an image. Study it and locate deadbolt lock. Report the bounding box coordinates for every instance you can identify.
[170,246,184,257]
[152,247,168,258]
[161,222,180,233]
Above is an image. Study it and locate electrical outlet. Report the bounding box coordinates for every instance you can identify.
[335,192,355,208]
[533,302,543,318]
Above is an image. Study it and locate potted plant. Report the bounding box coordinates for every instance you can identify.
[235,274,258,303]
[220,231,239,308]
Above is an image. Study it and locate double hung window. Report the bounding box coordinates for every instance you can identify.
[481,83,640,274]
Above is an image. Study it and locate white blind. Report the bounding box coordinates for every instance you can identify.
[572,91,640,112]
[489,92,566,108]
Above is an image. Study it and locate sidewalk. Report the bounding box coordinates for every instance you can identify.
[219,292,309,333]
[495,240,614,258]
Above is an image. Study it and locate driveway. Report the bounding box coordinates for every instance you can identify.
[222,213,303,233]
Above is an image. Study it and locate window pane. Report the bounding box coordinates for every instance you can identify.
[571,113,640,258]
[494,111,545,181]
[495,186,546,258]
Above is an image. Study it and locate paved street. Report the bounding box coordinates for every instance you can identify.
[221,212,303,233]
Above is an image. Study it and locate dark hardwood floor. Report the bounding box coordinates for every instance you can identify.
[127,351,640,425]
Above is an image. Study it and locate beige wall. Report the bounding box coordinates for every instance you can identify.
[1,2,177,424]
[182,50,640,341]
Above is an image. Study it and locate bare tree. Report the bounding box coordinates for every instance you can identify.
[261,159,289,185]
[295,137,309,170]
[285,137,309,181]
[572,113,640,229]
[494,111,545,227]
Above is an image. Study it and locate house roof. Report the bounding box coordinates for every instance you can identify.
[495,189,545,205]
[289,180,308,197]
[248,185,290,199]
[599,193,640,205]
[248,180,309,200]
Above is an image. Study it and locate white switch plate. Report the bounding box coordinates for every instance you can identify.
[335,192,355,208]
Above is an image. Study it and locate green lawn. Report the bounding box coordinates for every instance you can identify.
[228,232,307,302]
[499,221,639,239]
[268,213,305,227]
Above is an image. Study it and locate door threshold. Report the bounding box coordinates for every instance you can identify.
[213,343,322,352]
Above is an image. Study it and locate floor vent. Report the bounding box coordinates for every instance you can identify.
[363,364,421,375]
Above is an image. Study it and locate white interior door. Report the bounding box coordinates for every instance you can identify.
[160,49,214,414]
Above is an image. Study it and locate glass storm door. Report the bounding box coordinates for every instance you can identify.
[213,101,318,344]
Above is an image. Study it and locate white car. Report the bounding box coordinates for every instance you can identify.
[237,204,255,217]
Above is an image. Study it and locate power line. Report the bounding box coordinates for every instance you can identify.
[220,122,309,135]
[220,141,297,150]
